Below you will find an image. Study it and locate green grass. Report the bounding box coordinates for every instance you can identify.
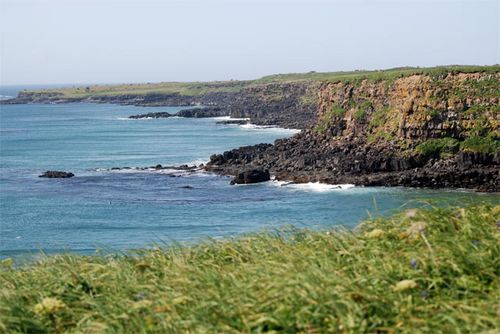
[256,65,500,84]
[23,65,500,99]
[416,137,461,158]
[460,135,500,154]
[330,103,346,117]
[368,106,390,130]
[314,103,346,134]
[353,101,372,121]
[1,204,499,333]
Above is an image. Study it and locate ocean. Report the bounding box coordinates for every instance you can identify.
[0,86,497,258]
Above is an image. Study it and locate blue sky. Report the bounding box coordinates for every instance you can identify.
[0,0,499,85]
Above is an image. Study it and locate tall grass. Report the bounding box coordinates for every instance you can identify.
[1,204,499,333]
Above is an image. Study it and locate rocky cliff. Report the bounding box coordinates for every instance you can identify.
[4,67,499,190]
[206,71,500,191]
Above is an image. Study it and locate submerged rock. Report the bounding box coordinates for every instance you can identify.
[230,169,270,185]
[39,171,74,178]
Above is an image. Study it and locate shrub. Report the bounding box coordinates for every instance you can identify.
[354,109,366,120]
[425,110,441,119]
[330,103,346,117]
[460,135,499,154]
[415,137,460,158]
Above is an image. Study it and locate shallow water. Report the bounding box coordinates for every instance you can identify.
[0,101,498,258]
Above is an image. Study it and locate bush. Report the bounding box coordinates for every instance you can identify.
[330,103,346,117]
[415,137,460,158]
[460,135,499,154]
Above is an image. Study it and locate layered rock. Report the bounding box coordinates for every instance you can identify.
[206,72,500,191]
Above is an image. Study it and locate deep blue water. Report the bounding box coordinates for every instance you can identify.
[0,91,498,258]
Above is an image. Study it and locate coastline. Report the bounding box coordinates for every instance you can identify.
[2,66,499,192]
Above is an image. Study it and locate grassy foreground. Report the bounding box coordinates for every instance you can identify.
[1,205,499,333]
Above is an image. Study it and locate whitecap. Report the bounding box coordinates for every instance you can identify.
[184,159,209,166]
[239,123,301,134]
[117,117,153,120]
[270,181,355,192]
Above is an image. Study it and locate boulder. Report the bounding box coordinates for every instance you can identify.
[230,169,270,185]
[39,171,74,178]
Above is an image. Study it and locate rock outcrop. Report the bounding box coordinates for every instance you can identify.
[129,112,172,119]
[39,171,75,178]
[230,169,271,185]
[206,71,500,192]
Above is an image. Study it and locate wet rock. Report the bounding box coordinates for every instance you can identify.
[176,107,228,118]
[230,169,270,185]
[129,112,171,119]
[39,171,74,178]
[216,120,249,125]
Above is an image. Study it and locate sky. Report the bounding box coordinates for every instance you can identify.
[0,0,499,85]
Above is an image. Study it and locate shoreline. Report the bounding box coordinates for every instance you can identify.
[3,66,499,192]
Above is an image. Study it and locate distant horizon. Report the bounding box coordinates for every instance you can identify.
[1,63,498,88]
[1,0,498,86]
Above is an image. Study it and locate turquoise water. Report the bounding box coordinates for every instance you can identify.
[0,100,497,258]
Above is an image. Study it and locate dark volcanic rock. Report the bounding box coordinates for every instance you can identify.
[39,171,74,178]
[176,107,228,118]
[205,128,500,192]
[216,120,249,125]
[3,81,318,130]
[230,169,270,185]
[129,112,171,119]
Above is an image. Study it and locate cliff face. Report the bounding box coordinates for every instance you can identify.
[316,72,498,141]
[207,72,500,191]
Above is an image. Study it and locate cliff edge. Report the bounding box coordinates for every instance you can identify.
[206,69,500,191]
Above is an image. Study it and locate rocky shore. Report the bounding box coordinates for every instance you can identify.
[206,71,500,192]
[205,132,499,192]
[4,67,499,191]
[5,82,319,130]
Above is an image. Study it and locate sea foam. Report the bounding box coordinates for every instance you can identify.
[271,181,355,192]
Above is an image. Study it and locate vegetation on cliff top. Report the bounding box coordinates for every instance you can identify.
[22,65,500,99]
[1,204,499,333]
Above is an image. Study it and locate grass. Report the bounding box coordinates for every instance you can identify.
[22,65,500,99]
[1,204,499,333]
[353,101,372,121]
[314,103,346,134]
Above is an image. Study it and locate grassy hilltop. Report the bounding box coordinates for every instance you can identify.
[1,204,499,333]
[24,65,500,99]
